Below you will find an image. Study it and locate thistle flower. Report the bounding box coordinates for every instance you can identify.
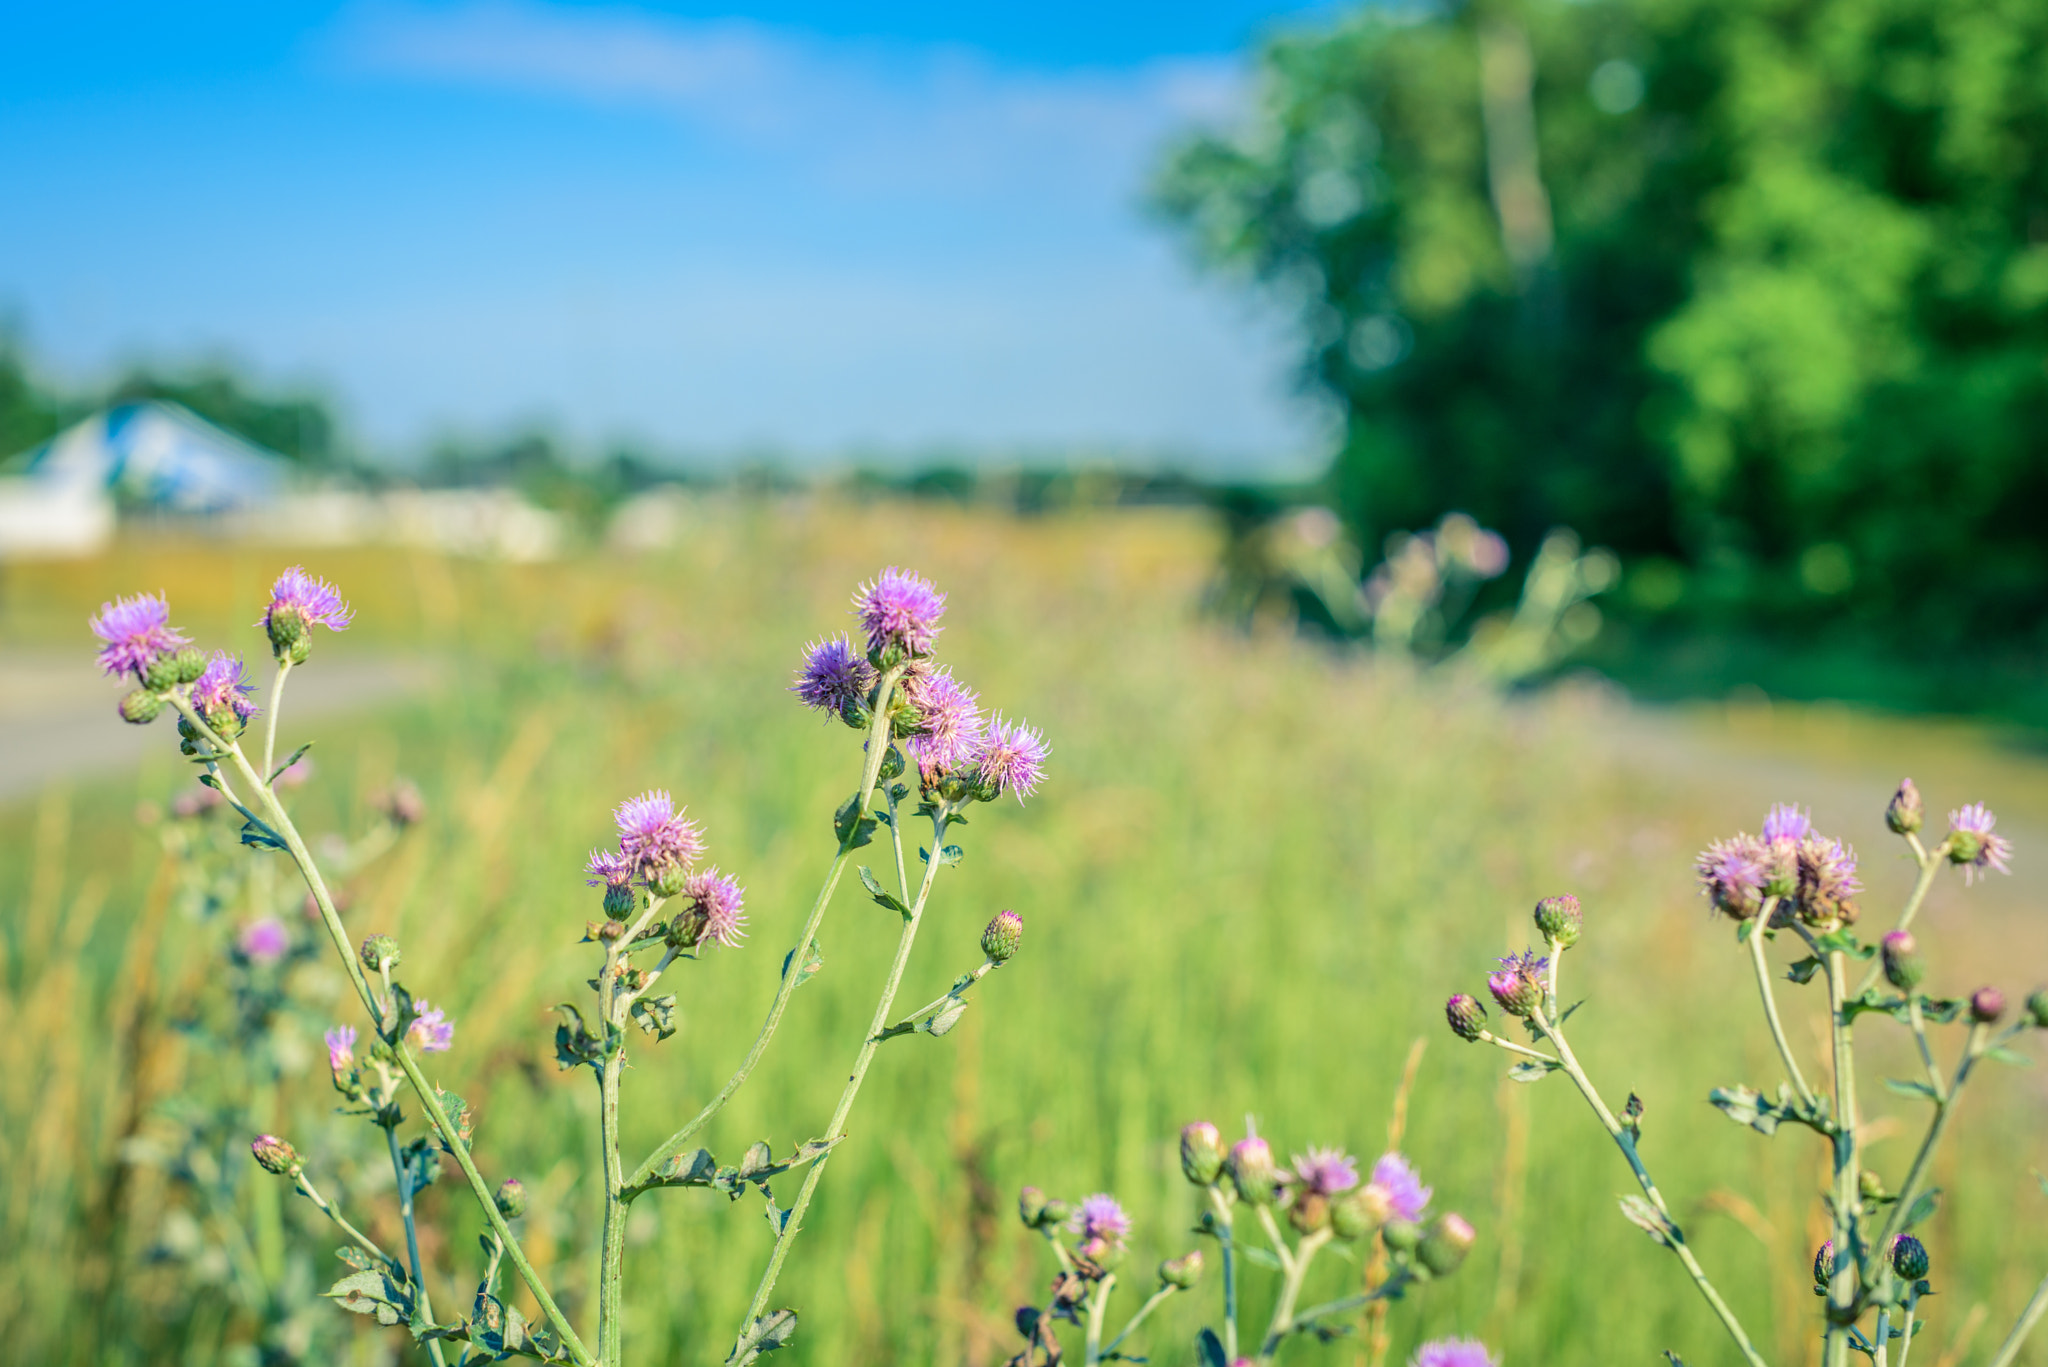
[1534,893,1582,948]
[1229,1136,1280,1206]
[251,1134,301,1176]
[1696,835,1767,920]
[1445,993,1488,1042]
[585,849,635,889]
[1881,931,1925,992]
[854,567,946,657]
[1970,986,2006,1024]
[902,669,985,782]
[193,652,259,729]
[1762,803,1812,844]
[1366,1152,1431,1223]
[495,1178,529,1219]
[325,1024,357,1073]
[1947,804,2013,884]
[791,636,875,720]
[1070,1193,1132,1245]
[90,593,190,682]
[1180,1121,1225,1186]
[1887,779,1924,835]
[260,565,354,659]
[1795,835,1861,924]
[1890,1232,1930,1281]
[1292,1146,1361,1197]
[613,790,706,881]
[1412,1339,1497,1367]
[408,1002,455,1053]
[974,715,1049,802]
[676,867,747,949]
[1486,949,1547,1017]
[1813,1240,1836,1287]
[238,917,289,964]
[360,934,400,971]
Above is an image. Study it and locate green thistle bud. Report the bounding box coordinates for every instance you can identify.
[172,646,207,685]
[142,654,180,692]
[1018,1186,1052,1228]
[2027,988,2048,1029]
[495,1177,529,1219]
[1040,1197,1072,1228]
[877,746,906,781]
[1179,1121,1225,1186]
[981,909,1023,963]
[1228,1137,1279,1206]
[1332,1185,1393,1241]
[250,1134,301,1177]
[119,689,162,725]
[649,862,688,900]
[1813,1240,1835,1289]
[1881,932,1924,992]
[1533,894,1582,949]
[1886,779,1923,835]
[267,604,307,658]
[1890,1233,1929,1282]
[1416,1213,1476,1277]
[1948,829,1985,867]
[287,635,311,667]
[360,934,400,971]
[1445,993,1487,1042]
[1380,1218,1422,1254]
[838,697,871,731]
[603,882,638,919]
[1288,1192,1331,1235]
[1158,1250,1203,1290]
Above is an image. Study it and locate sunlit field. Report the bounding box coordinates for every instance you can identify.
[4,498,2046,1366]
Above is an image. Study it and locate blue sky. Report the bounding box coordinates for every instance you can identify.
[0,2,1336,471]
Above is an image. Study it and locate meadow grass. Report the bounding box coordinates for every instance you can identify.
[2,498,2045,1366]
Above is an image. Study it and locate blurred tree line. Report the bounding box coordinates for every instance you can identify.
[1154,0,2048,654]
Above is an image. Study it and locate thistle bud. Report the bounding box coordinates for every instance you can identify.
[981,910,1023,963]
[1533,894,1582,949]
[1445,993,1487,1042]
[597,919,627,943]
[1288,1192,1331,1235]
[1018,1186,1052,1228]
[1886,779,1923,835]
[1813,1240,1835,1289]
[1416,1213,1476,1277]
[1041,1197,1072,1228]
[119,689,162,724]
[603,882,637,919]
[1486,951,1547,1018]
[649,862,688,900]
[1881,931,1924,992]
[251,1134,301,1177]
[1331,1184,1393,1241]
[495,1177,529,1219]
[266,605,307,657]
[1180,1121,1226,1186]
[1380,1219,1422,1254]
[1970,986,2005,1024]
[142,653,180,692]
[1228,1137,1279,1206]
[1014,1306,1041,1340]
[172,646,207,685]
[1890,1233,1930,1282]
[360,934,400,971]
[2027,988,2048,1029]
[1158,1250,1203,1290]
[1859,1169,1886,1203]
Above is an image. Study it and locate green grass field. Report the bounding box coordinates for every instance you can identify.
[4,499,2045,1366]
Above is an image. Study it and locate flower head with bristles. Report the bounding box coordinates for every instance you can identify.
[238,917,288,964]
[585,849,635,889]
[854,567,946,657]
[260,566,354,638]
[1412,1339,1498,1367]
[1486,949,1548,1016]
[903,669,985,782]
[1762,803,1811,844]
[408,1002,454,1053]
[974,715,1048,802]
[1069,1193,1131,1245]
[791,636,875,719]
[679,867,747,949]
[90,593,189,681]
[1795,835,1860,924]
[1291,1147,1360,1197]
[1947,803,2013,884]
[193,651,259,726]
[325,1024,357,1074]
[1695,834,1767,920]
[613,790,705,881]
[1366,1152,1431,1222]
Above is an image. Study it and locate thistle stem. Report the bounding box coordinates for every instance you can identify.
[1984,1270,2048,1367]
[294,1170,396,1271]
[1873,1308,1891,1367]
[1906,998,1946,1102]
[1083,1272,1118,1365]
[1855,852,1943,996]
[1207,1185,1239,1361]
[261,656,292,778]
[386,1125,449,1367]
[626,667,907,1195]
[1896,1287,1919,1367]
[1101,1286,1177,1360]
[1258,1228,1330,1363]
[1823,950,1860,1367]
[596,935,628,1367]
[1745,919,1818,1111]
[1288,1272,1413,1334]
[1255,1204,1295,1277]
[1478,1032,1558,1064]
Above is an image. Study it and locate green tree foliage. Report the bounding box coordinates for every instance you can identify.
[1154,0,2048,643]
[109,365,335,465]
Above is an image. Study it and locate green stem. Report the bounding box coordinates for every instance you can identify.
[1745,919,1818,1111]
[595,935,628,1367]
[1874,1025,1983,1255]
[731,804,949,1343]
[625,668,907,1195]
[1906,999,1946,1102]
[1083,1272,1117,1366]
[1287,1272,1412,1335]
[1258,1228,1330,1363]
[1873,1308,1891,1367]
[1479,1032,1559,1064]
[1984,1271,2048,1367]
[1855,851,1942,996]
[1535,1004,1769,1367]
[261,656,292,778]
[1896,1288,1919,1367]
[1100,1287,1177,1360]
[1824,950,1860,1367]
[1207,1185,1239,1362]
[294,1170,398,1270]
[386,1125,450,1367]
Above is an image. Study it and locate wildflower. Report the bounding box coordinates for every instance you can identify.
[1887,779,1923,835]
[408,1002,455,1053]
[1412,1339,1497,1367]
[1018,1186,1055,1228]
[1070,1193,1131,1245]
[586,848,639,917]
[1696,835,1767,919]
[91,593,190,683]
[1366,1152,1432,1223]
[1794,835,1860,925]
[193,652,259,732]
[360,934,400,971]
[1486,949,1547,1017]
[1890,1233,1930,1281]
[1946,804,2013,883]
[325,1024,357,1074]
[1180,1121,1225,1186]
[1229,1136,1280,1206]
[238,917,289,964]
[671,867,747,949]
[1969,986,2006,1024]
[974,716,1049,802]
[1881,931,1924,992]
[791,636,875,722]
[853,567,946,658]
[251,1134,301,1177]
[1445,992,1487,1042]
[260,566,353,660]
[613,790,706,883]
[495,1178,529,1219]
[1813,1240,1836,1288]
[981,909,1023,963]
[1158,1250,1203,1289]
[1534,893,1581,948]
[902,669,985,782]
[1417,1212,1477,1276]
[1292,1146,1360,1197]
[1762,803,1811,844]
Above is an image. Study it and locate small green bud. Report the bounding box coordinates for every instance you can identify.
[119,689,162,725]
[1380,1218,1422,1254]
[649,862,688,900]
[1018,1186,1052,1228]
[251,1134,301,1177]
[1081,1236,1126,1271]
[171,646,207,685]
[877,746,906,781]
[2027,988,2048,1029]
[1533,894,1582,949]
[603,882,638,919]
[1881,932,1924,992]
[1889,1233,1929,1282]
[1886,779,1923,835]
[838,697,871,731]
[1445,993,1487,1042]
[981,909,1023,963]
[1228,1137,1279,1206]
[495,1177,529,1219]
[1288,1192,1331,1235]
[1416,1213,1476,1277]
[597,919,627,943]
[1948,829,1985,867]
[1858,1169,1886,1204]
[1158,1250,1203,1290]
[1179,1121,1225,1186]
[142,654,180,692]
[1040,1197,1072,1228]
[1813,1240,1835,1289]
[360,934,401,971]
[1332,1185,1393,1241]
[288,635,311,666]
[267,604,307,658]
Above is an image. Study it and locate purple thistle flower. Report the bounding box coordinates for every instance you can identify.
[1069,1193,1131,1244]
[1291,1146,1360,1197]
[1366,1152,1431,1222]
[408,1002,455,1053]
[1412,1339,1498,1367]
[325,1024,357,1073]
[613,789,705,878]
[260,566,354,635]
[683,867,748,949]
[1486,949,1548,1016]
[1695,834,1768,920]
[238,917,289,964]
[853,567,946,657]
[90,593,189,681]
[1948,803,2014,883]
[1761,803,1812,844]
[1795,835,1861,921]
[903,668,985,781]
[975,715,1049,802]
[791,635,876,717]
[584,848,636,889]
[193,651,260,723]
